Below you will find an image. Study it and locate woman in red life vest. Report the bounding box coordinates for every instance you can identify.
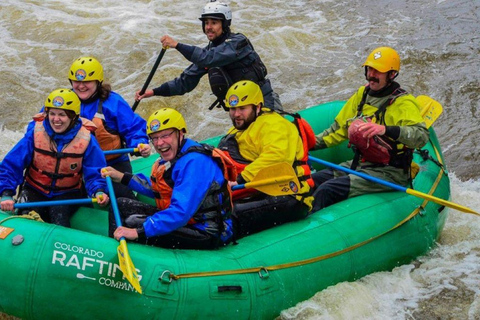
[0,89,109,227]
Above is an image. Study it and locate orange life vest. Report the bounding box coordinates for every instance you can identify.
[25,116,96,195]
[92,101,123,162]
[288,113,316,188]
[217,133,257,200]
[150,144,233,225]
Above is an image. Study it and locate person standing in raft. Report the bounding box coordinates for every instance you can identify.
[134,0,283,111]
[217,80,314,238]
[310,47,429,212]
[0,89,110,226]
[101,108,234,249]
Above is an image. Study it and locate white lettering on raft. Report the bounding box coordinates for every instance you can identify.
[51,243,142,293]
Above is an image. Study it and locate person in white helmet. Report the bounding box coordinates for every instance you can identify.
[135,0,283,111]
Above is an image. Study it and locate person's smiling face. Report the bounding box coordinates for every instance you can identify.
[47,108,72,133]
[72,80,98,101]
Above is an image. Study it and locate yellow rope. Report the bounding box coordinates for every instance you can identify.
[0,211,44,225]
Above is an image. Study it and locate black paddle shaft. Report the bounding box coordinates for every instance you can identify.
[132,47,167,112]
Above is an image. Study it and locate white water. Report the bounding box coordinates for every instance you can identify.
[1,0,479,318]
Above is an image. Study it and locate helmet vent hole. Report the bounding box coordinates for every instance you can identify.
[162,119,170,125]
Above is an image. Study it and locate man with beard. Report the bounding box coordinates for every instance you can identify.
[310,47,429,212]
[134,0,282,111]
[218,80,313,239]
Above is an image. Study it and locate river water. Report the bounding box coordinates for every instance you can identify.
[0,0,479,319]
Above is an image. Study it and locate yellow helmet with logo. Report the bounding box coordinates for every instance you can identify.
[146,108,187,135]
[362,47,400,73]
[44,88,81,115]
[68,56,104,82]
[225,80,264,109]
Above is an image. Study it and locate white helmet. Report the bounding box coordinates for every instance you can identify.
[199,1,232,22]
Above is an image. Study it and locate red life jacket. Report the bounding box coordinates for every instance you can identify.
[350,85,413,171]
[348,119,392,165]
[92,101,123,162]
[25,116,96,195]
[150,144,233,225]
[289,113,316,188]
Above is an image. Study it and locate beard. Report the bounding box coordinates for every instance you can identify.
[231,110,257,130]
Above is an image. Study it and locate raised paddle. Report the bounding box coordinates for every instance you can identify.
[309,156,479,215]
[132,47,168,112]
[105,175,142,294]
[231,162,301,196]
[14,198,98,209]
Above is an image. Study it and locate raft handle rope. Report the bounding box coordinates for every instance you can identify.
[0,211,44,226]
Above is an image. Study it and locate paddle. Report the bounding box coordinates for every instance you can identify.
[308,156,478,215]
[103,147,138,156]
[417,95,443,128]
[14,198,97,209]
[104,175,142,294]
[231,162,301,196]
[132,47,168,112]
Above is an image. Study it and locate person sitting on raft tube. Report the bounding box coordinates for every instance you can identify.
[217,80,314,239]
[310,46,430,212]
[101,108,234,250]
[134,0,283,111]
[0,89,110,226]
[28,57,152,200]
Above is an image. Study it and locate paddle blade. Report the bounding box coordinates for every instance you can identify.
[417,95,443,128]
[406,189,480,216]
[245,162,301,196]
[117,239,142,294]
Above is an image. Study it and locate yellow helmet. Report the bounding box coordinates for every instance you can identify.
[68,56,104,82]
[146,108,187,135]
[225,80,264,108]
[44,88,81,115]
[362,47,400,73]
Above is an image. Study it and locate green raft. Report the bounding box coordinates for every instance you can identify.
[0,101,449,319]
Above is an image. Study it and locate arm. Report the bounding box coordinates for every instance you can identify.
[82,136,108,198]
[383,95,430,149]
[178,36,253,68]
[314,90,362,150]
[0,129,35,196]
[241,114,298,183]
[142,154,220,237]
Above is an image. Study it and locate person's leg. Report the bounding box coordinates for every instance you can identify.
[47,190,83,227]
[108,197,158,237]
[310,175,351,212]
[149,227,218,250]
[232,195,308,239]
[16,185,49,221]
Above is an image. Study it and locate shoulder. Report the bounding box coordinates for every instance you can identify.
[394,93,422,111]
[102,91,129,108]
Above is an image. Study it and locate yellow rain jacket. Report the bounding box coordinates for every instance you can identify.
[315,86,429,150]
[225,109,313,207]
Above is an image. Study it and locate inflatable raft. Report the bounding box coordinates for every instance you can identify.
[0,101,449,319]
